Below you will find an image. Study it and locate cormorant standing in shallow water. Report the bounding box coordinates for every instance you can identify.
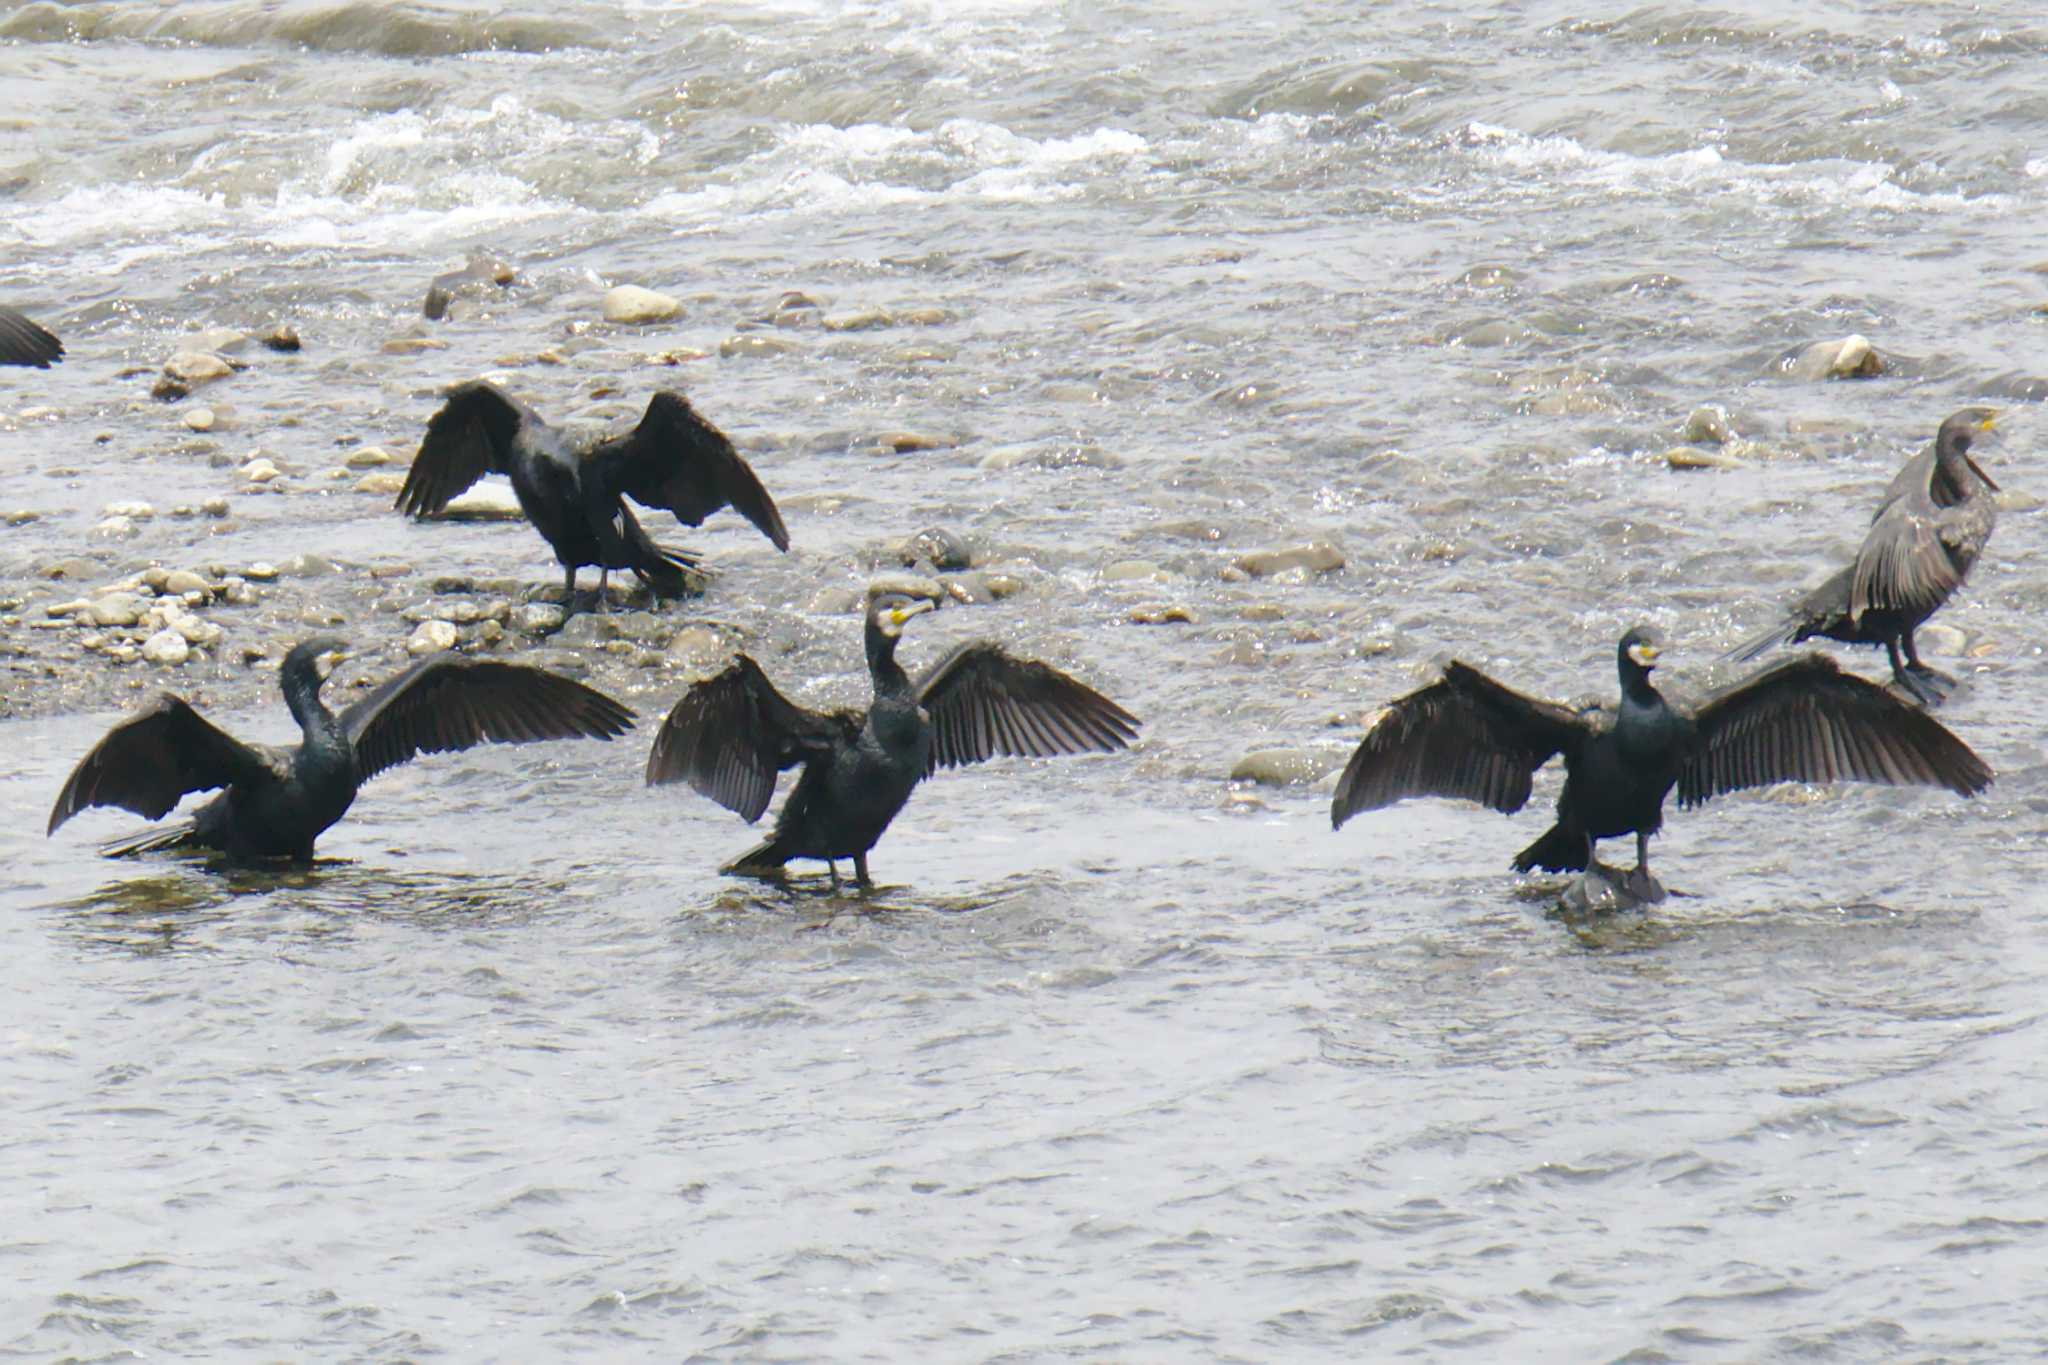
[1726,408,2000,705]
[49,639,635,861]
[0,306,63,368]
[646,594,1142,890]
[1331,628,1990,902]
[395,381,789,613]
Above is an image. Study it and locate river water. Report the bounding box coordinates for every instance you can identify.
[3,0,2047,1357]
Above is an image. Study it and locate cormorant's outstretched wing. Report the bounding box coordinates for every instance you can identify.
[1331,661,1593,829]
[915,642,1140,775]
[598,392,789,549]
[341,656,636,783]
[645,656,852,821]
[49,696,273,834]
[0,305,63,368]
[1848,496,1961,624]
[1677,653,1991,808]
[394,381,532,517]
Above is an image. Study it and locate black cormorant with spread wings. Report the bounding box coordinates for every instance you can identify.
[1331,629,1990,902]
[0,306,63,368]
[395,381,790,613]
[1726,408,2000,705]
[646,594,1141,889]
[49,639,635,861]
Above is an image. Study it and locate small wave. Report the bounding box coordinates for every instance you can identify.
[0,2,605,59]
[1457,120,2005,214]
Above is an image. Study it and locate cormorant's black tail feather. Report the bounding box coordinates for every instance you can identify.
[99,822,201,859]
[721,837,792,878]
[1722,615,1805,666]
[1513,824,1588,874]
[634,541,710,598]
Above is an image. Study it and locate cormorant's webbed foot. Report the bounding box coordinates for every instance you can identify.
[1623,864,1668,905]
[1893,664,1954,707]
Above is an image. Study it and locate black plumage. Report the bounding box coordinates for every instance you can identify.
[1726,407,2000,705]
[49,639,636,861]
[0,305,63,368]
[1331,629,1990,901]
[646,594,1141,889]
[395,381,789,612]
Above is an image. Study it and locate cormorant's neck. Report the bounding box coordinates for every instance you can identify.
[1617,659,1661,707]
[282,665,337,736]
[866,619,913,696]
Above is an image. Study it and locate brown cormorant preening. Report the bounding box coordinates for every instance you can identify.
[1726,407,2000,706]
[0,306,63,368]
[1331,628,1991,902]
[646,594,1142,890]
[395,381,790,613]
[49,639,636,861]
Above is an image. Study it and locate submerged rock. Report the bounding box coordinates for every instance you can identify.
[141,629,191,666]
[1234,542,1345,577]
[406,620,458,655]
[1229,748,1341,786]
[1779,334,1884,381]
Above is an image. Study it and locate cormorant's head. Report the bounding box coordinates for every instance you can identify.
[283,637,351,691]
[1618,627,1663,674]
[868,592,936,639]
[1937,406,1999,491]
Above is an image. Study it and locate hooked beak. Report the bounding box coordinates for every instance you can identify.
[1628,642,1661,668]
[880,598,937,635]
[316,648,351,681]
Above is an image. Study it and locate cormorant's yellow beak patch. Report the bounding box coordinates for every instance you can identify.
[1629,642,1660,666]
[1978,413,1998,432]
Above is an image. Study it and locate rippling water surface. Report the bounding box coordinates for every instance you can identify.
[4,1,2048,1357]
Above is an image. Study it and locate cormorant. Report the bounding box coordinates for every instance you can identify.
[0,306,63,368]
[1330,628,1991,901]
[49,639,636,861]
[646,593,1141,889]
[1726,408,2000,705]
[394,381,790,613]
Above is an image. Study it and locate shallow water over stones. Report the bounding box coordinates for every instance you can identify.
[4,0,2047,1357]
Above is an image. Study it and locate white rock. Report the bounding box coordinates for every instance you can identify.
[101,501,156,520]
[242,457,281,484]
[92,515,139,540]
[141,629,190,666]
[439,484,524,521]
[183,407,216,432]
[603,285,682,324]
[407,620,459,655]
[163,351,235,386]
[345,445,393,468]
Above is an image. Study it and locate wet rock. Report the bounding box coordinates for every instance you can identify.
[806,585,864,615]
[604,285,682,324]
[719,333,803,359]
[141,629,191,666]
[1665,446,1743,471]
[102,500,155,520]
[1557,867,1646,915]
[1234,542,1344,577]
[1683,406,1732,444]
[243,563,280,582]
[183,407,216,432]
[345,445,394,468]
[160,611,222,647]
[1229,748,1341,786]
[1101,560,1168,583]
[663,626,728,672]
[1128,604,1196,625]
[86,593,146,627]
[511,603,565,636]
[279,553,338,578]
[406,620,459,655]
[424,255,517,320]
[895,526,973,570]
[220,577,259,605]
[822,309,892,332]
[355,471,407,496]
[161,569,212,597]
[520,648,588,676]
[898,306,953,326]
[382,336,448,355]
[242,457,282,484]
[1780,335,1884,381]
[872,431,960,453]
[611,610,664,642]
[439,484,524,521]
[92,515,141,541]
[201,497,231,517]
[1916,623,1967,658]
[556,613,615,647]
[1457,263,1518,288]
[258,323,301,352]
[865,573,944,604]
[162,351,237,389]
[174,327,247,356]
